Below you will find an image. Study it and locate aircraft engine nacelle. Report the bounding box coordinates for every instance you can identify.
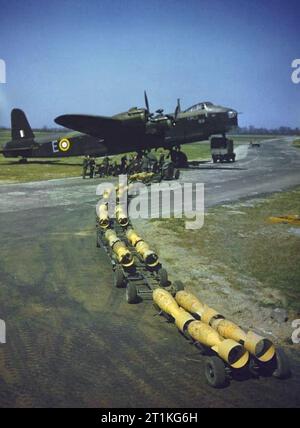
[145,117,173,136]
[124,107,148,127]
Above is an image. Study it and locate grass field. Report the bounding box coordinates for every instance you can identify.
[0,130,83,182]
[293,138,300,148]
[132,187,300,344]
[136,187,300,315]
[0,130,283,183]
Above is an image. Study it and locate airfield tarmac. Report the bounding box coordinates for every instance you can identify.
[0,138,299,407]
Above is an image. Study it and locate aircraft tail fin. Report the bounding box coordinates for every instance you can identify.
[11,108,35,141]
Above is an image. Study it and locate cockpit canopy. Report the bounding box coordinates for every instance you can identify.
[184,102,214,113]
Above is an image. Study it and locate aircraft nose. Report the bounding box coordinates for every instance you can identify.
[227,109,238,119]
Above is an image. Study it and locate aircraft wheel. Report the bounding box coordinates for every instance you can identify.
[126,283,138,304]
[114,265,125,288]
[205,356,227,388]
[174,169,180,180]
[177,151,188,168]
[158,268,169,287]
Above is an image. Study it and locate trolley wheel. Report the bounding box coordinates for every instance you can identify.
[158,268,169,287]
[273,348,291,379]
[204,356,227,388]
[126,283,138,304]
[173,280,185,292]
[174,169,180,180]
[113,265,125,288]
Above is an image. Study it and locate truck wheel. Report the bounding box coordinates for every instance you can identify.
[212,156,217,164]
[232,154,236,162]
[273,348,291,379]
[205,356,227,388]
[114,265,125,288]
[126,283,138,304]
[158,268,169,287]
[173,280,184,292]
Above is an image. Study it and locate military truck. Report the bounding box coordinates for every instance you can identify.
[210,137,236,163]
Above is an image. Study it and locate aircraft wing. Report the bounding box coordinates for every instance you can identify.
[55,114,126,139]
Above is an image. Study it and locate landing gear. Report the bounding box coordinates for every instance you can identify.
[169,146,188,168]
[19,157,28,164]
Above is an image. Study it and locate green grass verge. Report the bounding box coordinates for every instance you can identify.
[146,187,300,311]
[293,139,300,148]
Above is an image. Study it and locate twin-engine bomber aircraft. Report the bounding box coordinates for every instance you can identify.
[2,92,238,165]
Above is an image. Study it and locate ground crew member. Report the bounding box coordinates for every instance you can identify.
[159,152,165,168]
[141,152,150,172]
[89,157,96,178]
[102,156,110,176]
[112,160,119,176]
[146,150,157,172]
[120,155,127,174]
[82,155,89,179]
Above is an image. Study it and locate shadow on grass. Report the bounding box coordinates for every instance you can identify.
[1,160,81,166]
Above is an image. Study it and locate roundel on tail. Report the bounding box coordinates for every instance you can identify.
[58,138,71,152]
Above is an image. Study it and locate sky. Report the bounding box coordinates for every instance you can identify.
[0,0,299,128]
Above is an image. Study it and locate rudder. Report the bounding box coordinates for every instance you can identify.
[11,108,35,140]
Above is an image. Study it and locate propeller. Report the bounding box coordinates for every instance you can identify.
[143,90,180,126]
[165,99,181,126]
[144,90,150,114]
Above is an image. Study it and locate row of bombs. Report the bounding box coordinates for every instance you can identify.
[97,202,159,269]
[153,288,287,386]
[128,172,155,183]
[97,188,289,385]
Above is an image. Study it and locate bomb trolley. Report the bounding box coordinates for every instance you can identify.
[153,304,291,389]
[96,220,184,304]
